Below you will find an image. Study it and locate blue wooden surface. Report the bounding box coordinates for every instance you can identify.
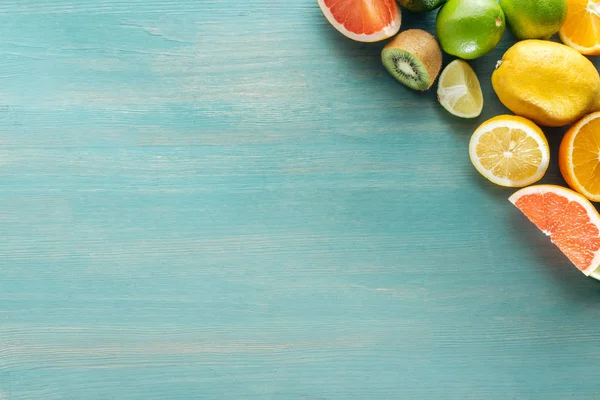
[1,1,600,399]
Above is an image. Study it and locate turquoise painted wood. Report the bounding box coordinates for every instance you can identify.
[1,1,600,398]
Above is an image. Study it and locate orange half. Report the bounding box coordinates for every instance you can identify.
[510,185,600,276]
[317,0,401,42]
[559,111,600,202]
[559,0,600,55]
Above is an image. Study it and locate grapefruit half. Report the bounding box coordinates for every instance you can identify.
[317,0,401,42]
[509,184,600,277]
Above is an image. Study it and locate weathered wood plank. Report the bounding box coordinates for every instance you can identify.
[0,0,600,399]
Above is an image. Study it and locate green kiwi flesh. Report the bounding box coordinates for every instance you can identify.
[382,48,430,91]
[381,29,442,92]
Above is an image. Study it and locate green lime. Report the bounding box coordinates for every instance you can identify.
[499,0,567,40]
[436,0,505,60]
[397,0,447,12]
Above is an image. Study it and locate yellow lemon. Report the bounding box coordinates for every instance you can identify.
[469,115,550,187]
[492,40,600,127]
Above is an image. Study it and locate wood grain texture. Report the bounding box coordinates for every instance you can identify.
[1,1,600,399]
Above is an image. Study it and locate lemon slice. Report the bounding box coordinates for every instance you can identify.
[437,59,483,118]
[469,115,550,187]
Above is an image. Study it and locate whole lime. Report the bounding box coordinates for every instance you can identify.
[436,0,505,60]
[398,0,446,12]
[500,0,567,40]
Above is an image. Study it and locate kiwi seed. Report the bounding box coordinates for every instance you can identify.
[381,29,443,91]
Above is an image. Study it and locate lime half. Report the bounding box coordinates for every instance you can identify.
[437,60,483,118]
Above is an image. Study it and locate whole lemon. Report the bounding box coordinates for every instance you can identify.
[436,0,505,60]
[499,0,567,40]
[492,40,600,127]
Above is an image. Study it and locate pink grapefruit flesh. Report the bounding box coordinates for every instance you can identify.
[510,184,600,276]
[317,0,401,42]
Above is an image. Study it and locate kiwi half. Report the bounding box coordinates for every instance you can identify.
[381,29,442,91]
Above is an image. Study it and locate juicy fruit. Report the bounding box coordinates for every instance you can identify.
[398,0,446,12]
[318,0,600,282]
[437,59,483,118]
[500,0,567,40]
[436,0,505,60]
[510,185,600,276]
[559,112,600,202]
[559,0,600,55]
[492,40,600,127]
[469,115,550,187]
[381,29,442,91]
[317,0,401,42]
